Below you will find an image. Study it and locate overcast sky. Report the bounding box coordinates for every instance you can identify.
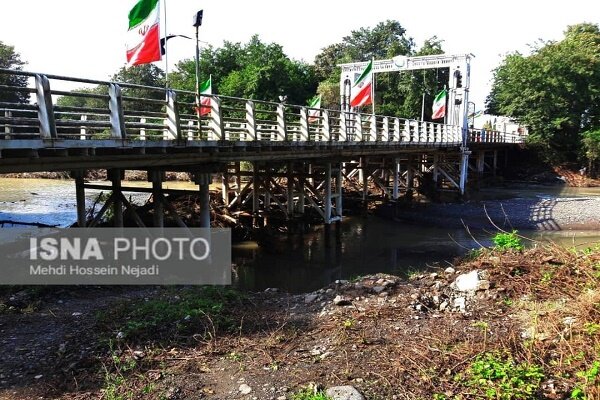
[0,0,598,109]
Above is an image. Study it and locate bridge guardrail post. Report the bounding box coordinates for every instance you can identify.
[393,118,400,142]
[35,74,57,139]
[425,121,430,143]
[139,118,146,141]
[401,119,408,142]
[369,114,377,142]
[210,96,224,140]
[381,116,389,142]
[300,107,309,141]
[322,110,331,142]
[166,90,182,141]
[187,120,194,140]
[339,111,348,142]
[80,115,87,140]
[277,103,287,141]
[4,110,12,139]
[354,113,363,142]
[416,121,422,142]
[245,100,257,141]
[108,83,126,139]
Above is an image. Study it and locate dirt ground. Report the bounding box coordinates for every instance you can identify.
[0,242,598,400]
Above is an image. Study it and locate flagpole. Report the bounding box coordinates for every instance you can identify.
[163,0,169,88]
[371,57,375,116]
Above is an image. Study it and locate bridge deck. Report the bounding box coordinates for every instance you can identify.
[0,69,522,173]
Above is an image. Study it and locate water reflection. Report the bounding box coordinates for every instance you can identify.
[0,178,598,293]
[232,216,478,293]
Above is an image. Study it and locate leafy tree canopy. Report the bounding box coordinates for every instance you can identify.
[169,35,318,105]
[0,41,29,104]
[313,20,447,118]
[486,23,600,162]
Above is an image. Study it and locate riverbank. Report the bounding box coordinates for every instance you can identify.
[1,242,598,400]
[0,171,190,181]
[389,189,600,231]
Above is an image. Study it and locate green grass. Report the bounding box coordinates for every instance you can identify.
[464,352,544,399]
[97,286,243,342]
[290,388,332,400]
[571,360,600,400]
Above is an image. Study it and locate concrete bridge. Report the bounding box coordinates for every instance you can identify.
[0,68,522,229]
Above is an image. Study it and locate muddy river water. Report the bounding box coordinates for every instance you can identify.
[0,178,598,292]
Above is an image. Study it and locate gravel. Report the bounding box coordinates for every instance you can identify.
[394,195,600,231]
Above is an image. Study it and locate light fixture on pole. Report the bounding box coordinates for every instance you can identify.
[192,10,204,100]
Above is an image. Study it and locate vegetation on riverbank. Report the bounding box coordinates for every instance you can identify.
[1,234,598,400]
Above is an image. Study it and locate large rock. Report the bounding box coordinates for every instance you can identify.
[333,295,352,306]
[304,294,319,303]
[325,385,365,400]
[453,270,480,292]
[238,383,252,395]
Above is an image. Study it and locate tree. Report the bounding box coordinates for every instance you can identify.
[0,41,29,104]
[169,35,318,106]
[112,64,165,113]
[582,129,600,177]
[342,20,413,61]
[486,23,600,163]
[312,21,446,118]
[56,64,166,138]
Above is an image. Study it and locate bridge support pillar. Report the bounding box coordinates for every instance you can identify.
[406,155,414,192]
[477,150,486,175]
[150,170,164,228]
[221,172,230,205]
[493,150,498,177]
[459,150,471,196]
[392,158,400,200]
[72,170,86,228]
[287,162,294,218]
[360,157,368,203]
[433,154,440,185]
[195,173,211,229]
[297,171,305,215]
[252,162,260,227]
[109,169,124,227]
[323,162,343,224]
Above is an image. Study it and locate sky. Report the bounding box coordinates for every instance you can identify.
[0,0,598,109]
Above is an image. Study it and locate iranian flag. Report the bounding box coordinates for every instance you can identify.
[350,60,373,108]
[197,76,212,117]
[308,94,321,123]
[126,0,161,67]
[431,89,447,120]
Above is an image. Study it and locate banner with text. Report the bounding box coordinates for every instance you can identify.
[0,228,231,285]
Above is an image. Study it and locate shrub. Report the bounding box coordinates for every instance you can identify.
[492,231,524,251]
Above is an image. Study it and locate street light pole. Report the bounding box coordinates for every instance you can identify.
[192,10,203,98]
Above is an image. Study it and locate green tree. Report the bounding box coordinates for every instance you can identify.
[342,20,414,61]
[0,41,29,104]
[312,21,446,118]
[112,64,165,113]
[486,23,600,163]
[169,35,318,106]
[56,64,166,138]
[582,129,600,177]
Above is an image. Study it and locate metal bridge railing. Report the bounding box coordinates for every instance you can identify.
[0,68,524,146]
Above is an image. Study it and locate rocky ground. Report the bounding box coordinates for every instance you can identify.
[391,194,600,231]
[0,243,598,400]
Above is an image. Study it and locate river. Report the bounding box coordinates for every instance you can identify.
[0,178,598,293]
